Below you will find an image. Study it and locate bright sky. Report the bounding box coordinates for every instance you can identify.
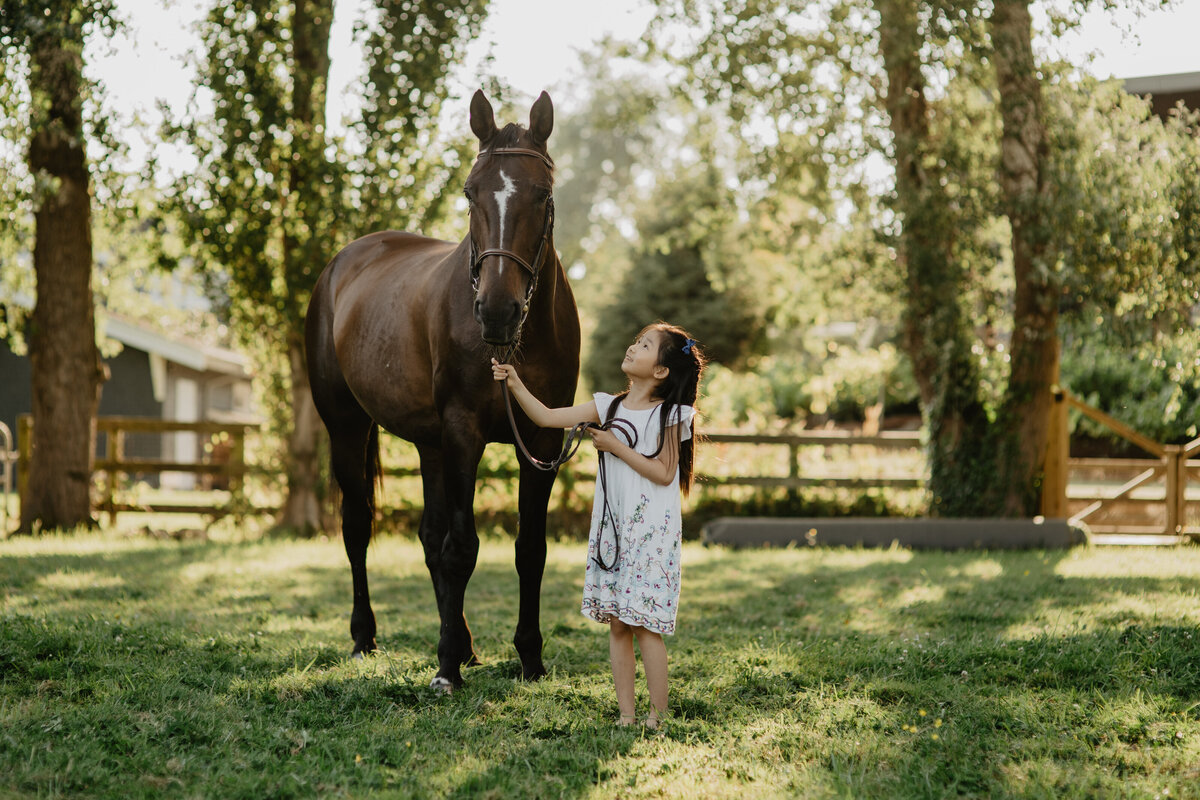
[92,0,1200,175]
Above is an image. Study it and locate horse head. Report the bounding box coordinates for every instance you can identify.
[466,90,556,346]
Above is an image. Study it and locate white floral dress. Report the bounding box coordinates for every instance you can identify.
[580,392,694,635]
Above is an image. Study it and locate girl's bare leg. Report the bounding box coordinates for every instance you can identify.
[634,627,668,728]
[609,619,637,724]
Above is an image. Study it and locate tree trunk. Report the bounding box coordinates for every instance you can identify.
[19,16,104,532]
[992,0,1058,516]
[279,334,323,535]
[275,0,334,535]
[875,0,997,515]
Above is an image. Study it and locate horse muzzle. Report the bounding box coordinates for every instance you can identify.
[474,297,523,345]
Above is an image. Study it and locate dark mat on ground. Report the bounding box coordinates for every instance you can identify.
[700,517,1086,550]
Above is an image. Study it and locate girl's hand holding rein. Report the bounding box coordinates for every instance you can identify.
[492,357,600,430]
[491,358,523,391]
[588,426,620,453]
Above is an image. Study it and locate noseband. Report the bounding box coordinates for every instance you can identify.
[468,147,556,332]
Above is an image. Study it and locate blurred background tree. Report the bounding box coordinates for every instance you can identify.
[0,0,118,532]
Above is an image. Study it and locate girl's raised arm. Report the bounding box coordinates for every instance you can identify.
[492,360,600,430]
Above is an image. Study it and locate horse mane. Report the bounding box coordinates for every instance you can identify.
[492,123,525,148]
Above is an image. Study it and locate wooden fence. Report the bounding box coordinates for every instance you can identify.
[11,395,1198,540]
[11,415,925,525]
[700,430,923,490]
[16,414,257,524]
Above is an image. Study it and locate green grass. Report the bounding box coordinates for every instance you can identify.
[3,532,1200,799]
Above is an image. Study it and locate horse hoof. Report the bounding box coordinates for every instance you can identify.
[351,651,365,661]
[430,676,454,694]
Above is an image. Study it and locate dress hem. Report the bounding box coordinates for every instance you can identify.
[581,600,676,636]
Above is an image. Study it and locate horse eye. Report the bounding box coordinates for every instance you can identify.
[463,188,475,204]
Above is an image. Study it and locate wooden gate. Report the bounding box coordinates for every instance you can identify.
[1041,389,1200,540]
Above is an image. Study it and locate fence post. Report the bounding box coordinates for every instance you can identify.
[103,427,125,527]
[1041,388,1070,518]
[1164,445,1183,535]
[229,428,246,517]
[17,414,32,523]
[788,439,800,499]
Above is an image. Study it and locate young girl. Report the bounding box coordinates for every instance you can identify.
[492,322,704,729]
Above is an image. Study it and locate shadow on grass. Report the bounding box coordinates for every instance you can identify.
[677,544,1200,795]
[5,535,1200,797]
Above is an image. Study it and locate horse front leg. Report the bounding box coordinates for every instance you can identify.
[514,456,556,681]
[416,445,481,670]
[430,427,484,691]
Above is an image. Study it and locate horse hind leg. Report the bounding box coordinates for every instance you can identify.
[330,419,381,657]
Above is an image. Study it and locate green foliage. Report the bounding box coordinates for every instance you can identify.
[550,48,671,276]
[0,0,124,343]
[165,0,488,343]
[1061,333,1200,446]
[351,0,489,236]
[584,154,768,392]
[5,534,1200,797]
[1046,74,1200,337]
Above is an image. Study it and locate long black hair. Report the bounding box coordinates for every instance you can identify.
[603,322,705,494]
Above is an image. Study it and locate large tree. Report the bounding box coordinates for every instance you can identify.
[1,0,115,532]
[875,0,997,514]
[170,0,487,534]
[647,0,1194,516]
[991,0,1055,514]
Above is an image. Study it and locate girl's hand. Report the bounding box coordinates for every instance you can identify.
[588,427,621,453]
[491,359,522,390]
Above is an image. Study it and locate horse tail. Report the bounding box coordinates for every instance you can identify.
[365,423,382,524]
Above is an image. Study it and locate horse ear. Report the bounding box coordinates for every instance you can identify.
[529,91,553,145]
[470,89,497,143]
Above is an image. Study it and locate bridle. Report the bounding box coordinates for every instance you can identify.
[471,146,642,572]
[469,145,580,474]
[468,147,556,337]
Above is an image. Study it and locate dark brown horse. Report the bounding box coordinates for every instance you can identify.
[304,91,579,690]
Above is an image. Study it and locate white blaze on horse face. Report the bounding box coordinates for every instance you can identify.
[492,170,517,276]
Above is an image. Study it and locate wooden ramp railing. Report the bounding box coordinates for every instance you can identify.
[1042,389,1200,539]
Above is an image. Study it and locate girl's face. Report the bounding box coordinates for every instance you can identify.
[622,330,665,380]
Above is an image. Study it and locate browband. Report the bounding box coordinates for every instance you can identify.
[477,147,555,170]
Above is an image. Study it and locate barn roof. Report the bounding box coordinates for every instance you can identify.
[102,316,251,378]
[1123,70,1200,119]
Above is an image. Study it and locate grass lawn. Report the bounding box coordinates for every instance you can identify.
[3,530,1200,799]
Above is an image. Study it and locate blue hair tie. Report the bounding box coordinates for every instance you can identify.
[682,338,696,354]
